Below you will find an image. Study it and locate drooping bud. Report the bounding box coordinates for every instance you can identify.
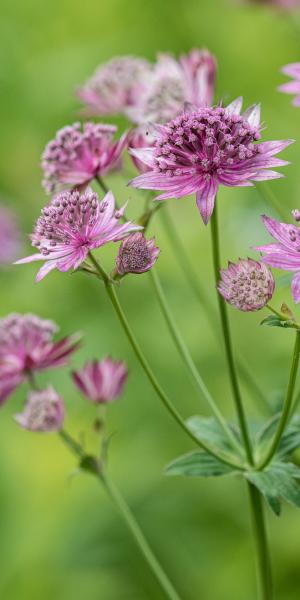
[217,258,275,312]
[116,232,160,275]
[72,358,128,404]
[15,387,65,432]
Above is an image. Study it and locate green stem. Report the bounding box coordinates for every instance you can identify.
[247,483,273,600]
[210,204,254,466]
[58,429,84,458]
[100,472,182,600]
[149,268,243,455]
[258,330,300,470]
[88,253,243,470]
[95,175,109,195]
[158,205,270,415]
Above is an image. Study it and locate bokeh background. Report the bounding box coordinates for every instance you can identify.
[1,0,300,598]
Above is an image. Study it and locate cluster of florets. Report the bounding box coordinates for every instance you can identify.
[218,259,275,311]
[15,387,65,432]
[42,122,127,193]
[116,233,160,275]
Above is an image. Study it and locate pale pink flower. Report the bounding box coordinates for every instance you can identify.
[0,204,20,264]
[42,122,127,194]
[15,189,141,281]
[116,232,160,275]
[218,258,275,311]
[256,212,300,303]
[72,358,128,404]
[128,126,155,174]
[0,313,79,405]
[15,387,64,432]
[129,98,293,224]
[77,56,151,117]
[279,63,300,107]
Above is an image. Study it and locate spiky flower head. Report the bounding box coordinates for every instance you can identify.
[0,204,20,264]
[41,122,127,194]
[129,98,293,224]
[279,63,300,107]
[218,258,275,311]
[77,56,151,117]
[116,232,160,275]
[255,212,300,303]
[15,387,65,432]
[72,358,128,404]
[15,189,141,281]
[0,313,79,405]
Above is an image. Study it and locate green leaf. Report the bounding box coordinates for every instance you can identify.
[256,415,300,459]
[260,315,296,329]
[245,461,300,516]
[165,451,235,478]
[186,416,239,452]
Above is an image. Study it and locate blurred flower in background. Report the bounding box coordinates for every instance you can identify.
[0,204,20,265]
[279,63,300,107]
[72,357,128,404]
[240,0,300,9]
[15,386,65,432]
[0,313,80,404]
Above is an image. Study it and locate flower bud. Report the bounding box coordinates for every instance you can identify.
[72,358,128,404]
[15,386,64,432]
[116,232,160,275]
[218,258,275,312]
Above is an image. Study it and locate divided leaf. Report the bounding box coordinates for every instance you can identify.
[245,462,300,516]
[165,450,236,478]
[260,315,297,330]
[186,415,240,452]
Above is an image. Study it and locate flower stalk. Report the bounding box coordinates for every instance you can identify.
[247,482,273,600]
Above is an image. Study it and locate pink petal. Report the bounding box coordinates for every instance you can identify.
[196,178,218,225]
[292,272,300,303]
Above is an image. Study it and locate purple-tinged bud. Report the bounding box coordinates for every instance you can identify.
[116,232,160,275]
[217,258,275,312]
[15,387,65,432]
[72,358,128,404]
[292,209,300,222]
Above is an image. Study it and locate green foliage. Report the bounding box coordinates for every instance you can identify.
[245,462,300,516]
[260,315,297,330]
[165,450,236,478]
[186,415,240,452]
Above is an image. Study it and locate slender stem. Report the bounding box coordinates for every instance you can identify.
[247,483,273,600]
[88,253,244,470]
[26,370,39,390]
[258,330,300,470]
[158,205,270,415]
[210,204,254,466]
[95,175,109,195]
[149,268,243,455]
[58,429,84,458]
[100,472,182,600]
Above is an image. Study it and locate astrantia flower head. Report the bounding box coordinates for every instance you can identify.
[0,313,79,404]
[256,212,300,303]
[218,258,275,311]
[15,387,64,432]
[279,63,300,107]
[116,232,160,275]
[77,56,151,117]
[42,122,127,193]
[15,189,141,281]
[0,204,20,264]
[72,358,128,404]
[129,98,293,224]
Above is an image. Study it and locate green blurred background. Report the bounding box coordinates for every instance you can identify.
[1,0,300,598]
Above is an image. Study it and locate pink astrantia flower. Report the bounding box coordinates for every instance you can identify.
[256,212,300,303]
[15,189,141,281]
[15,387,64,432]
[0,204,20,264]
[245,0,300,9]
[41,122,127,194]
[0,313,79,405]
[77,56,151,117]
[218,258,275,311]
[116,232,160,275]
[279,63,300,107]
[72,358,128,404]
[129,98,293,224]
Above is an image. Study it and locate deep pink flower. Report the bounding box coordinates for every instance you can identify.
[42,122,127,194]
[0,204,20,264]
[72,358,128,404]
[15,189,141,281]
[15,386,64,432]
[256,213,300,303]
[218,258,275,311]
[116,232,160,275]
[0,313,80,405]
[279,63,300,107]
[77,56,151,117]
[129,98,293,224]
